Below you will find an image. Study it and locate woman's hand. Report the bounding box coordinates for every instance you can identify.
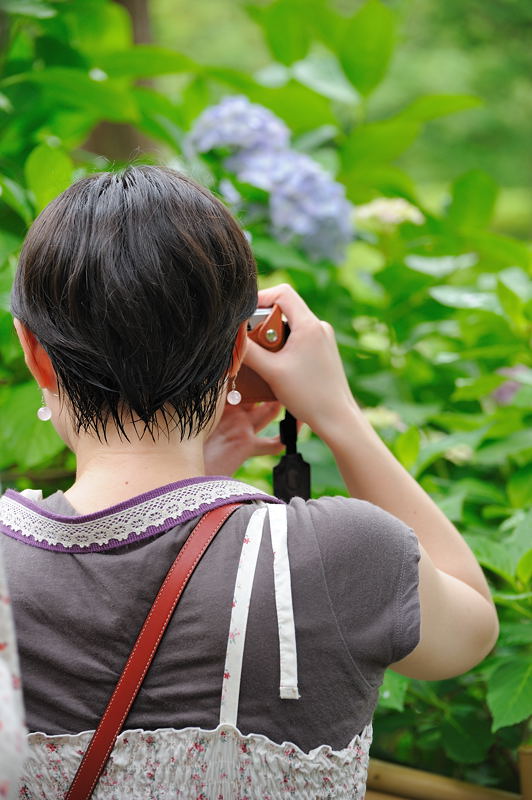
[243,284,358,442]
[204,401,283,476]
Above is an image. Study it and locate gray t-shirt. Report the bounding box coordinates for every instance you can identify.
[0,486,419,752]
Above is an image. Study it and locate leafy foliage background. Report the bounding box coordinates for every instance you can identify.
[0,0,530,791]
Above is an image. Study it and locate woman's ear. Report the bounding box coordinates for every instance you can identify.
[13,319,58,391]
[229,320,248,377]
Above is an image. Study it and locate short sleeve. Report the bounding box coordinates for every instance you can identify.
[0,547,27,797]
[297,496,420,678]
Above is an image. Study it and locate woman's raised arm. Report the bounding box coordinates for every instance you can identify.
[244,283,499,679]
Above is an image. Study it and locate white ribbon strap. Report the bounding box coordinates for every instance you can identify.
[268,504,300,700]
[219,505,266,726]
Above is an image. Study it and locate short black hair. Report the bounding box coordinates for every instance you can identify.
[12,166,257,440]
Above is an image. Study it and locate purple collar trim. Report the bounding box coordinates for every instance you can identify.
[0,476,282,554]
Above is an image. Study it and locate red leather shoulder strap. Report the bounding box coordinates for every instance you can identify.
[65,502,242,800]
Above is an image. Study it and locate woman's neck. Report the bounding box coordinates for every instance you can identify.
[64,424,209,515]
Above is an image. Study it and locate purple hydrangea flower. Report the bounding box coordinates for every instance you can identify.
[187,95,355,263]
[492,365,531,405]
[229,149,354,263]
[186,95,290,155]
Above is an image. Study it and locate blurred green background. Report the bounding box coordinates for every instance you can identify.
[0,0,530,793]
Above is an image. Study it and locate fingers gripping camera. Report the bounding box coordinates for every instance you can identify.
[236,305,288,403]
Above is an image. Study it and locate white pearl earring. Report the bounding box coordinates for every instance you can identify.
[37,394,52,421]
[227,377,242,406]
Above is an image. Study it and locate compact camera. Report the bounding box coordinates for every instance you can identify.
[236,304,310,501]
[236,305,288,403]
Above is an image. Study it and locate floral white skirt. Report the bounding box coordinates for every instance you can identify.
[21,722,372,800]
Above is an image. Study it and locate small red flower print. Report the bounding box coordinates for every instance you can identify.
[240,743,248,753]
[146,771,155,780]
[46,742,57,752]
[224,671,230,679]
[231,600,237,607]
[243,537,250,544]
[12,675,21,690]
[0,642,7,651]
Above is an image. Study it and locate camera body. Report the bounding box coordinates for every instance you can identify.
[236,305,288,403]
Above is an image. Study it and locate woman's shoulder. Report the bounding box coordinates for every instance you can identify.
[286,493,417,555]
[284,495,421,669]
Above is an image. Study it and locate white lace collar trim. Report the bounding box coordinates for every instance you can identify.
[0,477,279,553]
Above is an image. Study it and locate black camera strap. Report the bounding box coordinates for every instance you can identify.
[273,411,311,502]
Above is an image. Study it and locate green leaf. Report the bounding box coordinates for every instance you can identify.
[429,286,502,314]
[453,477,506,505]
[386,401,441,427]
[339,0,396,96]
[0,383,64,470]
[412,428,486,478]
[434,490,466,523]
[0,230,20,263]
[292,52,359,105]
[441,712,493,764]
[343,164,417,203]
[499,266,532,302]
[394,426,420,470]
[18,68,138,122]
[298,436,344,494]
[378,670,410,711]
[404,253,477,278]
[252,237,312,272]
[35,35,88,70]
[96,46,196,79]
[25,144,73,213]
[475,429,532,466]
[447,169,499,231]
[252,0,311,66]
[464,534,516,584]
[508,465,532,508]
[0,92,13,113]
[505,509,532,574]
[397,94,482,123]
[243,81,337,133]
[63,1,132,55]
[342,119,420,168]
[133,88,184,149]
[498,621,532,647]
[517,550,532,586]
[0,0,56,17]
[452,374,506,402]
[497,279,524,328]
[0,175,32,225]
[467,231,531,269]
[487,658,532,731]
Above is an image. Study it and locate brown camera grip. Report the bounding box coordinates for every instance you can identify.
[236,305,286,403]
